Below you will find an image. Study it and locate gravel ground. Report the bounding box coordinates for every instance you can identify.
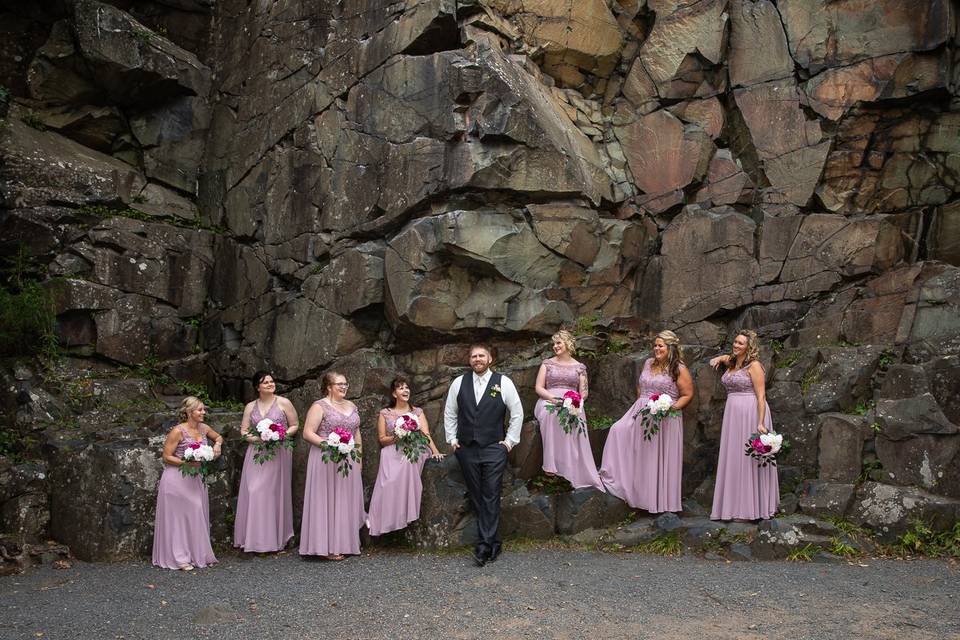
[1,548,958,640]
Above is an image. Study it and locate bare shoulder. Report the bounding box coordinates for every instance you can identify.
[276,396,295,410]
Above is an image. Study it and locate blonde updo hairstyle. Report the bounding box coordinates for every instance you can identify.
[727,329,761,369]
[654,330,685,381]
[551,329,577,356]
[178,396,203,422]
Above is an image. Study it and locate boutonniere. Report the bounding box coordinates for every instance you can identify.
[489,384,502,398]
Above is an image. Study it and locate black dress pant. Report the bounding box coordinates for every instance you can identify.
[455,441,508,557]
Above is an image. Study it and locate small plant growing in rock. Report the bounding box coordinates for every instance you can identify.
[829,537,858,557]
[799,365,822,394]
[769,339,784,356]
[20,112,46,131]
[573,311,601,336]
[869,421,881,434]
[878,349,896,371]
[852,400,874,416]
[897,520,960,558]
[132,28,153,44]
[857,458,883,484]
[776,351,801,369]
[786,543,815,562]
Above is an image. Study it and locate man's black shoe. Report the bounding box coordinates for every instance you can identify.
[472,549,488,567]
[488,546,502,563]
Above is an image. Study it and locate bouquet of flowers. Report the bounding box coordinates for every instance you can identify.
[544,390,586,436]
[744,431,784,467]
[393,413,430,463]
[252,418,295,464]
[632,393,680,440]
[320,426,361,477]
[180,442,216,478]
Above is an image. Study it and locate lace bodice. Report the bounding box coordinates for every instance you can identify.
[251,398,287,428]
[638,359,681,399]
[380,406,423,434]
[543,360,586,391]
[721,366,755,394]
[315,399,360,437]
[174,425,207,458]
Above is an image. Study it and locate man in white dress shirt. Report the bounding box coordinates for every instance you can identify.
[444,342,523,566]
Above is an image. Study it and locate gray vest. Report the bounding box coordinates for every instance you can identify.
[456,372,507,446]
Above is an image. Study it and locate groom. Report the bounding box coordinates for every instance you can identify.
[444,342,523,566]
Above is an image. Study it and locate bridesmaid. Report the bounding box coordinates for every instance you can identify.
[533,330,603,490]
[709,329,779,521]
[367,376,444,536]
[299,371,365,560]
[599,330,693,512]
[233,371,299,553]
[152,396,223,570]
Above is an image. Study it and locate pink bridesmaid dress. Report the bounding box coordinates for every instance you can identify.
[534,360,604,490]
[599,359,684,513]
[299,399,366,556]
[152,426,218,569]
[233,399,294,552]
[711,366,779,520]
[367,407,429,536]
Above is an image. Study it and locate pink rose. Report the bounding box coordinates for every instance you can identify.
[188,442,201,450]
[563,390,582,408]
[650,393,661,402]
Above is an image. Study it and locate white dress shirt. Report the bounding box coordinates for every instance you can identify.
[443,369,524,449]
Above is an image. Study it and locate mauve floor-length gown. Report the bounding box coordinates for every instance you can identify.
[299,399,366,556]
[152,426,217,569]
[367,407,430,536]
[534,360,603,490]
[711,366,779,520]
[233,398,294,552]
[599,359,684,512]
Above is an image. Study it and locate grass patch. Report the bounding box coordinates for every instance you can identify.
[0,249,59,359]
[827,517,867,537]
[769,339,784,356]
[20,112,46,131]
[897,520,960,558]
[573,312,601,336]
[829,537,858,557]
[636,532,682,556]
[799,365,822,394]
[776,351,801,369]
[786,543,816,562]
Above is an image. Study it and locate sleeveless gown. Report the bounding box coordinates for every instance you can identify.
[299,399,366,556]
[233,398,294,552]
[367,407,429,536]
[534,360,603,490]
[599,359,684,512]
[152,426,218,569]
[710,366,779,520]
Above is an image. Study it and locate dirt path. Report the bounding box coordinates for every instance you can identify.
[1,549,958,639]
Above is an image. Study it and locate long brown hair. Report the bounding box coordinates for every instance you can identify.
[386,375,417,410]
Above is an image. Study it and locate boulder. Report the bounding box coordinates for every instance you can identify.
[778,0,953,73]
[614,109,714,197]
[850,481,960,538]
[798,480,855,518]
[817,413,871,483]
[727,0,794,88]
[0,462,49,542]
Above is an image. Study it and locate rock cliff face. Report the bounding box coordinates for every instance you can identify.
[2,0,959,561]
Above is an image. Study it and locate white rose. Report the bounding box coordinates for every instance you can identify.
[255,418,273,436]
[183,448,195,460]
[562,398,573,410]
[760,433,783,453]
[395,427,408,439]
[327,432,341,445]
[337,442,353,455]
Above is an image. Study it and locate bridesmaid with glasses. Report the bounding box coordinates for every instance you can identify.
[299,372,365,560]
[234,371,299,553]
